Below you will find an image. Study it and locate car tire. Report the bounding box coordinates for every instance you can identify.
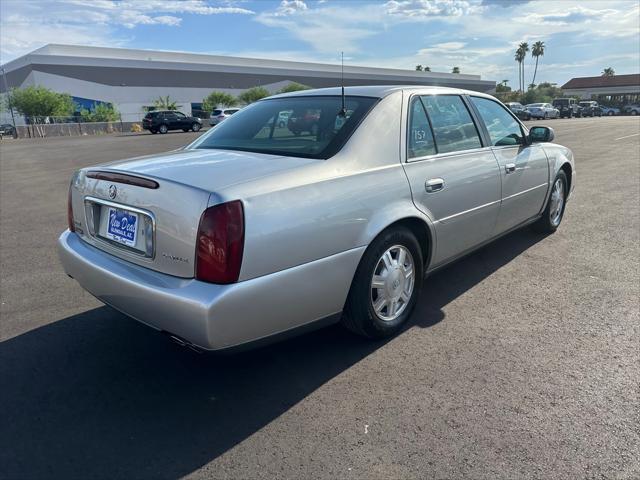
[532,170,568,234]
[342,227,423,339]
[158,124,168,134]
[192,123,201,132]
[544,112,548,119]
[278,121,285,128]
[631,110,638,116]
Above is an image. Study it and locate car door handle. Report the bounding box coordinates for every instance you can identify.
[425,178,445,193]
[505,163,516,174]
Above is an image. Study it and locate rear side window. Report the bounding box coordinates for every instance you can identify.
[421,95,482,154]
[408,98,436,158]
[470,96,524,147]
[192,95,377,159]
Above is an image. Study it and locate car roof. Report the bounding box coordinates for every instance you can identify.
[269,85,495,100]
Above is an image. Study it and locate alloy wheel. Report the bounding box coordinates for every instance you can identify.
[370,245,415,322]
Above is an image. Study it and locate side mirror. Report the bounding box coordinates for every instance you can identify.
[529,125,555,143]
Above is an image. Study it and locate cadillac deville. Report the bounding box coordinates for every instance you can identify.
[58,86,575,351]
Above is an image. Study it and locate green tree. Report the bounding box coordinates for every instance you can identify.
[531,41,545,87]
[602,67,615,77]
[80,103,120,122]
[517,42,529,93]
[278,82,311,94]
[514,46,526,93]
[9,86,74,120]
[451,66,460,74]
[415,65,423,71]
[202,91,237,112]
[238,86,270,105]
[153,95,181,110]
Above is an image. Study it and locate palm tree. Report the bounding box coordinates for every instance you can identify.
[518,42,529,91]
[602,67,615,77]
[415,65,423,71]
[531,41,545,87]
[452,66,460,74]
[514,48,525,93]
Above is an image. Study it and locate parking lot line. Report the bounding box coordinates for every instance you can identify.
[614,132,640,140]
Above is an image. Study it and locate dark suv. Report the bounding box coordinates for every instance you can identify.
[579,101,602,117]
[142,110,202,134]
[552,98,580,118]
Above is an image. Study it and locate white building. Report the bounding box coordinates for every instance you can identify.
[1,44,496,123]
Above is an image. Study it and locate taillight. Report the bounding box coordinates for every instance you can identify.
[196,200,244,284]
[67,183,75,232]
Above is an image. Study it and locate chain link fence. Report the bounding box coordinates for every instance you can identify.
[5,115,142,138]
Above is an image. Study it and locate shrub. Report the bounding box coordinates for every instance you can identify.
[278,82,311,94]
[131,123,142,133]
[202,91,237,111]
[80,103,120,122]
[238,87,270,105]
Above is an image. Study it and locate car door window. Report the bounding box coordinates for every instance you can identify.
[408,97,436,159]
[421,95,482,154]
[470,96,525,147]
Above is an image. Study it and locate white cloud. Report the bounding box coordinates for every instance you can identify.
[385,0,481,17]
[0,0,255,62]
[275,0,308,16]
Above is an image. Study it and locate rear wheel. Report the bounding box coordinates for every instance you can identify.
[608,111,614,116]
[192,123,201,132]
[533,171,567,233]
[158,124,168,134]
[342,227,423,339]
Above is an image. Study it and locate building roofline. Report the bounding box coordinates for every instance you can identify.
[1,43,486,83]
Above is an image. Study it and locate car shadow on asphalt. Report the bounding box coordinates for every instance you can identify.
[0,229,546,479]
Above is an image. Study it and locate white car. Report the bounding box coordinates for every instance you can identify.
[526,103,559,120]
[209,108,241,126]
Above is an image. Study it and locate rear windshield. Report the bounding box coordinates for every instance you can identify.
[191,95,378,159]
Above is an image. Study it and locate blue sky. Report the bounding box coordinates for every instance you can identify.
[1,0,639,87]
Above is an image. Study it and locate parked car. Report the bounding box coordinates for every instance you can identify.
[552,98,581,118]
[277,110,292,127]
[505,102,531,120]
[525,103,559,119]
[209,108,241,126]
[623,104,640,116]
[0,123,16,138]
[287,108,321,135]
[142,110,202,134]
[579,101,602,117]
[600,106,620,116]
[59,86,575,351]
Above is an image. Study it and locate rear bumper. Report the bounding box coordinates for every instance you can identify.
[58,231,363,350]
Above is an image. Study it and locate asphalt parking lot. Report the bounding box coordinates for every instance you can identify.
[1,117,639,479]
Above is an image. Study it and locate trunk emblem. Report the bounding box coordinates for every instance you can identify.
[108,185,117,199]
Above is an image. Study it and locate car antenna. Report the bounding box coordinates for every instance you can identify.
[339,51,346,117]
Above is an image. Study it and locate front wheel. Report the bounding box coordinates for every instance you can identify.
[532,171,568,233]
[191,123,201,132]
[342,227,423,339]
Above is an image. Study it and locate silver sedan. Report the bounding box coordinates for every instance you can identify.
[59,86,575,351]
[525,103,560,119]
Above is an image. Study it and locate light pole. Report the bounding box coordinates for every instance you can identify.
[1,67,18,138]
